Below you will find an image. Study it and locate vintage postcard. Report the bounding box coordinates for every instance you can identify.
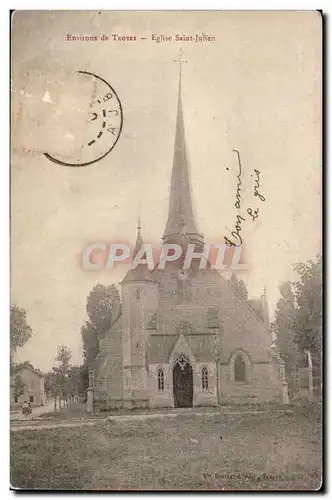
[10,10,322,491]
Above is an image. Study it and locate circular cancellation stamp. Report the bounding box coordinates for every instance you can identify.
[44,71,123,167]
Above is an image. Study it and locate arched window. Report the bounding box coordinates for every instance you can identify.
[234,354,246,382]
[157,368,164,391]
[201,367,209,389]
[30,379,35,390]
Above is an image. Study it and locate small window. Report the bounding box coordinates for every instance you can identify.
[14,396,18,403]
[202,367,209,389]
[29,396,34,403]
[234,355,246,382]
[136,289,141,300]
[157,369,164,391]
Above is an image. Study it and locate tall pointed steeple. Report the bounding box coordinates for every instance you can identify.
[162,64,204,248]
[122,218,152,283]
[133,217,143,257]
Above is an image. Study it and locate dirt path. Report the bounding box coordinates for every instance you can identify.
[10,407,293,432]
[10,401,55,421]
[11,420,99,432]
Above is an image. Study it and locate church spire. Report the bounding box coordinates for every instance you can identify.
[162,53,204,247]
[133,216,143,258]
[122,218,152,283]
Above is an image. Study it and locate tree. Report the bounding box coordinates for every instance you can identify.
[273,254,322,396]
[44,371,54,397]
[81,284,121,364]
[293,255,322,367]
[55,345,72,371]
[10,305,32,366]
[292,254,322,394]
[51,345,72,407]
[86,284,121,333]
[273,281,299,395]
[80,284,121,393]
[12,374,25,402]
[81,320,100,365]
[68,365,85,398]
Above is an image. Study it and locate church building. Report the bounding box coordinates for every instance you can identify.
[91,71,289,410]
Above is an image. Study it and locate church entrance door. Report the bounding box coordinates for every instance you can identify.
[173,355,193,408]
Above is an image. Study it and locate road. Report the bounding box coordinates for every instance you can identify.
[10,400,55,421]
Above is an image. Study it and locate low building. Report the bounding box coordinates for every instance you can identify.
[11,366,45,407]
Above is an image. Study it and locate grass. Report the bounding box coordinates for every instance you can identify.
[38,403,89,420]
[10,408,322,491]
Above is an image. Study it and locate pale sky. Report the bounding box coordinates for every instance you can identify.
[11,11,321,371]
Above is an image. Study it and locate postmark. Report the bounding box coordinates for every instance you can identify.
[12,69,123,167]
[44,71,123,167]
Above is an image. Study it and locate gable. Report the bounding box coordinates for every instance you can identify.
[213,276,273,361]
[168,333,196,366]
[148,335,179,364]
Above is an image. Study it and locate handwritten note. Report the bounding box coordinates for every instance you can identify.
[224,150,265,247]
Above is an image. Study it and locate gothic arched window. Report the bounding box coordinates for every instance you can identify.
[157,368,164,391]
[201,367,209,389]
[234,354,246,382]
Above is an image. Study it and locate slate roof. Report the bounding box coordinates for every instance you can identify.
[122,264,153,283]
[148,335,178,364]
[247,299,264,322]
[148,333,219,364]
[17,365,44,378]
[186,334,220,361]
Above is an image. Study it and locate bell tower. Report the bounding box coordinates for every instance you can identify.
[121,220,159,407]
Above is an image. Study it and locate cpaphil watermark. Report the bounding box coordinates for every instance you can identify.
[81,242,248,273]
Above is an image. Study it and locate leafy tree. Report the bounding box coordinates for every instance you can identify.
[273,254,322,396]
[12,374,25,402]
[10,305,32,366]
[81,320,100,365]
[44,371,54,397]
[67,365,84,398]
[80,284,121,391]
[86,284,121,333]
[82,284,121,361]
[55,345,72,371]
[273,281,299,395]
[293,255,322,367]
[51,345,72,407]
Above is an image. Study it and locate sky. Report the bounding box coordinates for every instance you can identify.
[11,11,321,371]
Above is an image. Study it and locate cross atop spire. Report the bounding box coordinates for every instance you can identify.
[162,52,204,247]
[133,217,144,258]
[173,46,188,81]
[137,216,141,237]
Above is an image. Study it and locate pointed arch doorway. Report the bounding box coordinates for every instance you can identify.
[173,354,193,408]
